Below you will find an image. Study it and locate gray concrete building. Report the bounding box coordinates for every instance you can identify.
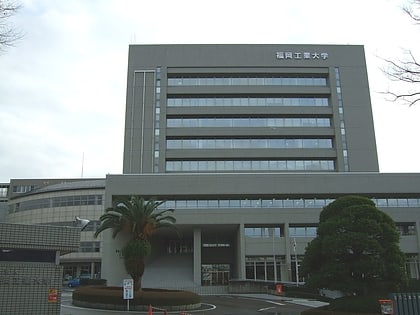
[0,183,9,222]
[102,44,420,290]
[6,178,105,281]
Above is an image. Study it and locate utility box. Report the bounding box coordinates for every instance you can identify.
[378,299,394,315]
[275,284,283,295]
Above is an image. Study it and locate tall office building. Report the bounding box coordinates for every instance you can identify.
[123,44,378,174]
[98,45,420,290]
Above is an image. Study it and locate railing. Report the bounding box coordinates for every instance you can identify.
[389,292,420,315]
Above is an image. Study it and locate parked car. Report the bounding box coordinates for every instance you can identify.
[67,278,81,288]
[67,274,91,288]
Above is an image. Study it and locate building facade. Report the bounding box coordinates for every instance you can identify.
[0,183,9,222]
[4,44,420,292]
[101,44,420,289]
[6,179,105,280]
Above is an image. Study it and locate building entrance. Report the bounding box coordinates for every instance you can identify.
[202,264,230,285]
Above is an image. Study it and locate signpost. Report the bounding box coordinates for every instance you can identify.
[123,279,134,311]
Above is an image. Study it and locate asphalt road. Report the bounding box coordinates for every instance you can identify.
[61,290,314,315]
[200,295,310,315]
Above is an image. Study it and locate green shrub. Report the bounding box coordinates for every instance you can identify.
[73,286,200,307]
[302,307,380,315]
[282,285,330,302]
[330,295,381,313]
[79,279,107,286]
[403,279,420,291]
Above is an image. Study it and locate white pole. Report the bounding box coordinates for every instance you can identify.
[272,228,277,282]
[293,238,299,286]
[81,152,84,178]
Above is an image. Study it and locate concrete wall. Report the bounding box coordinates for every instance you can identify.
[0,223,80,315]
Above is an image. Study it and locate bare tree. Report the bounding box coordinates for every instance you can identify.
[382,0,420,106]
[0,0,22,51]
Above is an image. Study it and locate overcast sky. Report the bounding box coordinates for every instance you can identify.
[1,0,420,182]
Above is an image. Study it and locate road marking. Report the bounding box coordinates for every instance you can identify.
[258,306,276,311]
[265,300,286,306]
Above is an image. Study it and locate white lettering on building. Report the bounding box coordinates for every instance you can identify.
[276,51,329,60]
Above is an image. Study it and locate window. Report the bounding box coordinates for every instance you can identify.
[289,226,317,237]
[245,256,283,281]
[12,185,34,193]
[396,223,416,236]
[245,226,282,238]
[80,242,101,253]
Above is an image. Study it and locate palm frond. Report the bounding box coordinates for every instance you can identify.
[94,195,176,240]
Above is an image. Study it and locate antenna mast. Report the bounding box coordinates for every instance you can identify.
[81,152,84,178]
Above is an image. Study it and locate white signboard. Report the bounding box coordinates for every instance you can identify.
[123,279,134,300]
[276,51,329,60]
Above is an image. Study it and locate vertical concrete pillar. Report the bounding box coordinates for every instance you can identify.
[284,222,292,282]
[91,261,95,278]
[193,228,202,285]
[237,223,246,279]
[416,221,420,279]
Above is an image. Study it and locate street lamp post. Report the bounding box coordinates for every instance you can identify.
[293,238,299,286]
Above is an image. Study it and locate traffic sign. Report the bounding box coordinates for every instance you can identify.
[123,279,133,300]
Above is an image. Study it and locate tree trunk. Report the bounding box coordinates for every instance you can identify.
[124,256,145,291]
[134,276,142,292]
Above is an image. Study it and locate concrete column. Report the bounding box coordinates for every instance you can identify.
[416,221,420,279]
[284,222,292,282]
[193,228,202,285]
[237,223,246,279]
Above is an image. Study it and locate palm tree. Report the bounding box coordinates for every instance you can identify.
[94,195,176,291]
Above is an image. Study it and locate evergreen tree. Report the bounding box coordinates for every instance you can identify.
[301,195,406,295]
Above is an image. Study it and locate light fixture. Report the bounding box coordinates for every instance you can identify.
[74,216,91,231]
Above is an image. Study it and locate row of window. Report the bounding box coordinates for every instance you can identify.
[166,160,335,172]
[42,221,101,232]
[244,226,318,238]
[167,97,329,107]
[154,67,162,172]
[244,224,415,239]
[12,185,35,193]
[168,76,327,86]
[245,227,282,238]
[335,68,349,172]
[160,197,420,210]
[9,194,103,213]
[245,256,283,282]
[79,241,101,253]
[0,184,9,198]
[166,138,333,150]
[9,196,420,214]
[397,224,417,236]
[167,117,331,128]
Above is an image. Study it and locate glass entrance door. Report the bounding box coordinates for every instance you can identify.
[201,264,230,286]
